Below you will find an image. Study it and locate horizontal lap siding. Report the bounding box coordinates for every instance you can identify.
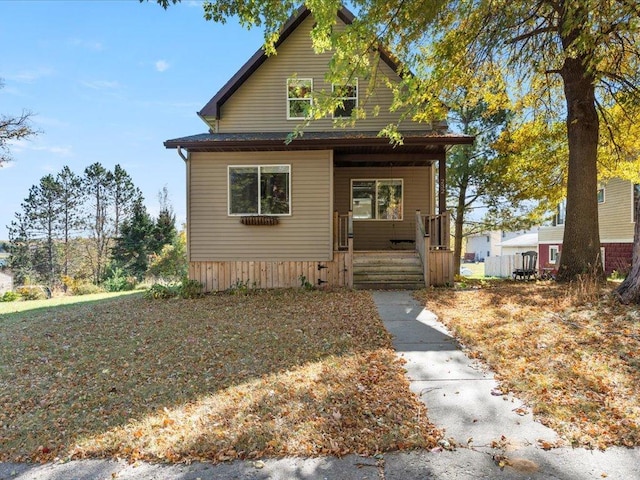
[539,179,635,245]
[334,166,433,250]
[189,150,332,261]
[215,16,428,133]
[599,178,634,242]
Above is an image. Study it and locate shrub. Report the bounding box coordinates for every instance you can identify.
[144,283,180,299]
[16,285,49,301]
[180,278,204,299]
[103,267,137,292]
[72,282,104,296]
[1,291,20,302]
[145,278,204,300]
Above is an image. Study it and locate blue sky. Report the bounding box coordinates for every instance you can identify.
[0,0,266,240]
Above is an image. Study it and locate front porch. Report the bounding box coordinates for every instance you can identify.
[188,210,453,291]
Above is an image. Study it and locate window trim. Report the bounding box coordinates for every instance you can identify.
[549,245,560,264]
[633,183,640,223]
[332,79,358,119]
[286,78,313,120]
[554,201,566,226]
[350,178,404,221]
[597,185,605,204]
[227,164,292,217]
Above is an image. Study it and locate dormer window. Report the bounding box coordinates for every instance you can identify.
[333,80,358,118]
[287,78,313,119]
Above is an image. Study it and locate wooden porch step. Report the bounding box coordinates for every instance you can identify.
[353,251,424,290]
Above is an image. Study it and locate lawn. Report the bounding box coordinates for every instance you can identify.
[0,289,440,463]
[418,280,640,449]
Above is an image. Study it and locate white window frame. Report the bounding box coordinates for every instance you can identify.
[351,178,403,221]
[633,183,640,222]
[228,164,292,216]
[549,245,560,264]
[597,184,605,204]
[332,79,358,118]
[554,201,566,226]
[286,78,313,120]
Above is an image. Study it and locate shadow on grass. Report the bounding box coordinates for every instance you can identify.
[0,289,437,463]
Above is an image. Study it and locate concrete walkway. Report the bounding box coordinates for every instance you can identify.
[1,290,639,479]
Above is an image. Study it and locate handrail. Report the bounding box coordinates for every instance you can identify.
[421,212,450,250]
[336,212,350,250]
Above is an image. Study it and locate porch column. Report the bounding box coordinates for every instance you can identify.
[438,155,446,214]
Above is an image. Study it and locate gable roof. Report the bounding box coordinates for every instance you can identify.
[198,5,404,121]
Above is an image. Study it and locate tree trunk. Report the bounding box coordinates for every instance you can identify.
[615,196,640,303]
[556,56,603,282]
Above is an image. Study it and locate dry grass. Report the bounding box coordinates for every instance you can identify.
[0,289,440,463]
[418,280,640,449]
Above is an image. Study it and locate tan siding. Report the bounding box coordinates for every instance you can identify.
[538,226,564,243]
[189,150,332,261]
[334,166,433,250]
[214,15,428,133]
[539,178,634,244]
[599,178,635,242]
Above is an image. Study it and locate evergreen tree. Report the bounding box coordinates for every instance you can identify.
[112,164,142,238]
[56,166,83,278]
[82,163,115,284]
[150,186,177,254]
[111,198,154,280]
[9,175,64,286]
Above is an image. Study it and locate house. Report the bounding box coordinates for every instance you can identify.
[497,231,538,257]
[465,229,536,262]
[538,178,639,275]
[164,6,473,291]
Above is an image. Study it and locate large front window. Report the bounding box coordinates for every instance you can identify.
[351,179,403,220]
[228,165,291,216]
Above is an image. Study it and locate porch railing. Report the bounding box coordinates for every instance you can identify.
[334,211,352,251]
[421,212,451,250]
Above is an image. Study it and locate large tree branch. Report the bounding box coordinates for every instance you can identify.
[506,25,558,45]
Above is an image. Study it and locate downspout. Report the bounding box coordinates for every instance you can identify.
[177,146,187,162]
[176,145,190,282]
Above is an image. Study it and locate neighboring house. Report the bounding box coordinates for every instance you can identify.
[497,232,539,257]
[164,6,473,291]
[465,229,536,262]
[0,271,12,295]
[538,178,639,275]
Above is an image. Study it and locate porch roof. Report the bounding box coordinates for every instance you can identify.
[164,130,474,156]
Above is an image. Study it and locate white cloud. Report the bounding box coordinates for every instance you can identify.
[32,145,73,157]
[155,60,170,72]
[4,67,55,84]
[68,38,104,51]
[80,80,120,90]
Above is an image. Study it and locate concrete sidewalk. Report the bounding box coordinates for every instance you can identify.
[1,290,638,479]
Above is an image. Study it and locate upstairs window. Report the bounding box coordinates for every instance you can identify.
[287,78,312,119]
[333,80,358,118]
[351,179,403,220]
[228,165,291,216]
[553,201,566,226]
[597,185,605,203]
